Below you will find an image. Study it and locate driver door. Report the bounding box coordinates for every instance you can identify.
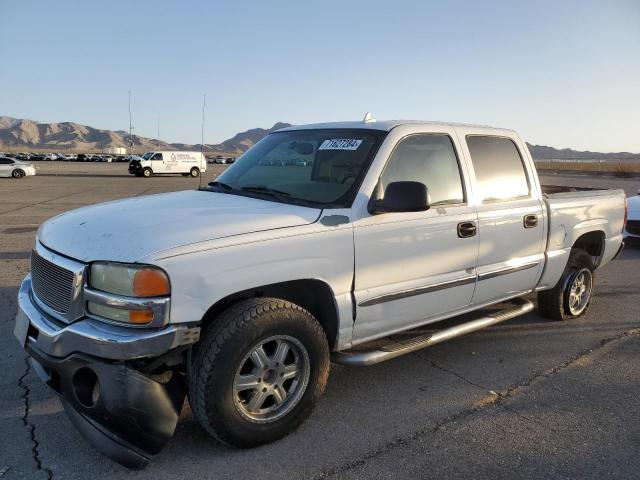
[352,132,479,343]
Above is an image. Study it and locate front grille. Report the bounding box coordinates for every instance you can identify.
[626,220,640,236]
[31,250,75,313]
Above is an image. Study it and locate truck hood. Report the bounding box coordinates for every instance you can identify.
[38,190,321,263]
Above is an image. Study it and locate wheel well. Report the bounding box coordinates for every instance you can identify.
[573,230,605,263]
[200,279,340,349]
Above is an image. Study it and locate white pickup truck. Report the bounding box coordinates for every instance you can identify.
[14,119,626,468]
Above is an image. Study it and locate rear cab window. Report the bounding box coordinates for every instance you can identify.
[465,135,530,202]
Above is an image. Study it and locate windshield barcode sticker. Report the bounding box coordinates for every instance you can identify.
[319,139,363,150]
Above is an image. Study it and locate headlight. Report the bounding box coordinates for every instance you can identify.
[88,262,170,325]
[90,262,170,297]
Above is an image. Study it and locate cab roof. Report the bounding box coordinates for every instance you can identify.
[276,120,515,134]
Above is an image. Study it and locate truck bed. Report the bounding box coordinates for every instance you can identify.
[542,184,615,196]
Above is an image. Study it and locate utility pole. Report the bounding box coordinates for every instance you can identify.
[157,118,160,149]
[198,93,206,189]
[128,90,134,155]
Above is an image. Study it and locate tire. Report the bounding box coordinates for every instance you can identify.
[189,298,330,448]
[12,169,25,178]
[190,167,200,178]
[538,249,595,321]
[142,168,153,178]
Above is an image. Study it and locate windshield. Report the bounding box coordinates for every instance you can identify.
[142,152,154,160]
[212,129,385,208]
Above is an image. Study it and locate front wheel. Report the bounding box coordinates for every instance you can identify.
[538,249,594,321]
[189,298,330,448]
[12,169,25,178]
[142,167,153,177]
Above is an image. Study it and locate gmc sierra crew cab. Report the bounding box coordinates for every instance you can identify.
[14,119,626,468]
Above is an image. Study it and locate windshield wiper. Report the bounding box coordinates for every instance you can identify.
[240,185,292,199]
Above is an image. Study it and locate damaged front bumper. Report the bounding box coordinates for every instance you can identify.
[14,275,200,469]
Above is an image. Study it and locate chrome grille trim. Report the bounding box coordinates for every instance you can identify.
[31,241,87,323]
[31,251,74,313]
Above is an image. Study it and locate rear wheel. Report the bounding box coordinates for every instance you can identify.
[142,168,153,178]
[190,167,200,178]
[12,169,25,178]
[189,298,330,448]
[538,249,594,321]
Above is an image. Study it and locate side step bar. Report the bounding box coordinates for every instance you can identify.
[332,298,534,366]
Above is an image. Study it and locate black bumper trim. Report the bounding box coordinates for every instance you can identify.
[63,399,151,470]
[26,343,186,469]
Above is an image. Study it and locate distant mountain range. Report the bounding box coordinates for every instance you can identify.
[0,115,290,154]
[0,115,638,160]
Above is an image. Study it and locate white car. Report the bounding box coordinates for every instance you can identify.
[0,156,36,178]
[624,190,640,240]
[14,120,625,469]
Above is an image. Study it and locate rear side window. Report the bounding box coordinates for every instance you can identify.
[379,134,465,205]
[466,136,529,202]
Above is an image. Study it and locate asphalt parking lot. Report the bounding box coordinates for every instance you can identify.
[1,164,639,479]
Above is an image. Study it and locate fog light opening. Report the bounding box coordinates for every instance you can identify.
[72,367,100,408]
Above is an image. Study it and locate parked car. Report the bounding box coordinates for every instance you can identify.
[14,120,626,469]
[128,151,207,177]
[0,156,36,178]
[43,153,57,161]
[624,189,640,241]
[29,154,45,161]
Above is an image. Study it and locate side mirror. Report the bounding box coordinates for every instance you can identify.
[369,181,431,215]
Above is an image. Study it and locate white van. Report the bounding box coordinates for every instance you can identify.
[128,151,207,177]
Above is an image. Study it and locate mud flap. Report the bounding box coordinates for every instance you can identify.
[27,344,185,469]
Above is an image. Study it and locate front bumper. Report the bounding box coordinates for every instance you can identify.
[26,344,185,469]
[16,275,199,360]
[128,162,142,174]
[14,275,200,468]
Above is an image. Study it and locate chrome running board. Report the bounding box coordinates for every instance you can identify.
[332,298,534,366]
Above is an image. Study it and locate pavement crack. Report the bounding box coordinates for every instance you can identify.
[315,327,640,479]
[18,356,54,480]
[413,351,490,392]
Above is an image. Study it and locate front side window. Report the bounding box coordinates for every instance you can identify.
[213,129,385,207]
[0,158,14,165]
[466,136,529,202]
[379,134,465,205]
[152,153,164,161]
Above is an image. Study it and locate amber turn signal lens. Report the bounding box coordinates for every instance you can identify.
[128,310,154,324]
[132,269,170,297]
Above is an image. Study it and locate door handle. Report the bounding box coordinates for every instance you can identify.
[523,214,539,228]
[457,221,477,238]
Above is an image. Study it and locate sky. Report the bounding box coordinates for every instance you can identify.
[0,0,639,152]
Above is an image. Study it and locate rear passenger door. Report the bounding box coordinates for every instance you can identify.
[459,131,546,305]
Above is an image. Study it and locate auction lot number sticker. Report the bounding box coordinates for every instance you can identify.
[319,139,363,150]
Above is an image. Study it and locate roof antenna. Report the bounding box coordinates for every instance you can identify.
[198,93,206,190]
[362,112,376,123]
